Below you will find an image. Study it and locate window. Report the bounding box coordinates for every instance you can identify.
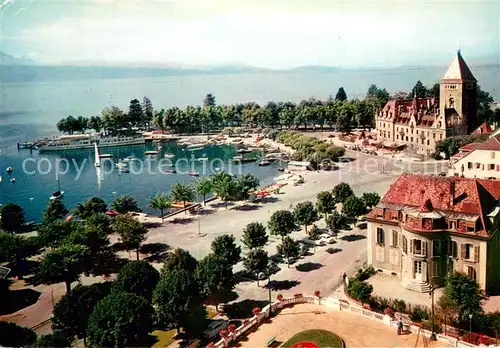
[403,236,408,253]
[489,164,495,170]
[433,262,440,277]
[447,241,458,258]
[450,220,457,229]
[467,226,475,233]
[411,137,413,142]
[427,140,430,146]
[492,152,496,159]
[432,240,441,257]
[467,266,477,280]
[376,228,385,245]
[467,162,473,170]
[462,243,478,261]
[476,163,481,169]
[412,239,427,256]
[391,230,399,247]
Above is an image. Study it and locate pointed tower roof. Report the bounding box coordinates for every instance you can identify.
[441,50,476,82]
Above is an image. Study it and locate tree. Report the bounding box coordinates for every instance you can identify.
[87,292,153,347]
[211,172,238,209]
[141,96,153,128]
[409,80,428,99]
[294,201,318,234]
[236,173,260,200]
[0,321,37,347]
[362,192,380,208]
[277,236,300,267]
[335,87,347,101]
[85,213,113,234]
[52,282,112,344]
[211,235,241,267]
[35,331,72,348]
[128,98,143,128]
[162,248,198,275]
[35,243,89,294]
[429,83,440,100]
[316,191,336,218]
[332,182,354,204]
[241,222,268,249]
[392,91,409,100]
[0,232,39,279]
[0,202,25,233]
[267,210,298,241]
[342,195,365,218]
[101,106,127,135]
[148,192,171,221]
[154,269,203,333]
[443,272,484,322]
[195,177,212,205]
[42,199,68,223]
[171,182,195,207]
[437,294,458,335]
[88,116,102,133]
[73,196,107,219]
[366,84,390,110]
[196,254,234,310]
[114,260,159,303]
[243,249,268,286]
[204,93,216,107]
[326,210,348,231]
[111,194,141,214]
[337,104,353,133]
[476,85,494,126]
[39,220,78,248]
[113,215,148,260]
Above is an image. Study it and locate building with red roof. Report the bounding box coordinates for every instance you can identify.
[375,50,478,155]
[472,122,494,135]
[366,173,500,293]
[449,134,500,179]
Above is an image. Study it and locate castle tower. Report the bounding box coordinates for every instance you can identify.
[439,50,477,135]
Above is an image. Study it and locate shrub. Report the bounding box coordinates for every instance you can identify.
[409,305,429,323]
[347,279,373,303]
[392,299,407,313]
[354,266,376,281]
[309,224,321,240]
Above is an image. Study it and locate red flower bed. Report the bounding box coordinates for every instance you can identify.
[228,324,237,333]
[463,333,480,345]
[384,307,394,318]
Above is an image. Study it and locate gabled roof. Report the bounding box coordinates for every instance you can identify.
[441,50,477,82]
[472,122,493,135]
[476,134,500,151]
[380,174,500,230]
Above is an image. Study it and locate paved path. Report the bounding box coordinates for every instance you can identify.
[238,303,450,347]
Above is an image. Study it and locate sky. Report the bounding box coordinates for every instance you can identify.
[1,0,500,69]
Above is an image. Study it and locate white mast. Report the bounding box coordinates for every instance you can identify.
[94,143,101,167]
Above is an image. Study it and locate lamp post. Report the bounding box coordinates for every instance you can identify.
[429,285,437,340]
[469,313,473,334]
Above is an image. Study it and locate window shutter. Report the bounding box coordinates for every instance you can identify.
[423,241,427,257]
[474,246,480,263]
[461,244,466,259]
[410,239,413,254]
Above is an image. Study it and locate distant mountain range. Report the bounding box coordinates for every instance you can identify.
[0,51,36,66]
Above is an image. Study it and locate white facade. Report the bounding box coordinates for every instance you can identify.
[450,149,500,179]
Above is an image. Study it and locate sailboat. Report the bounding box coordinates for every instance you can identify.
[94,143,101,167]
[50,180,64,200]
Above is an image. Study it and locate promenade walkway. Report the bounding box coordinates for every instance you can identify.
[239,303,449,347]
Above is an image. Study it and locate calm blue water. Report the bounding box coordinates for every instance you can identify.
[0,141,278,222]
[1,66,499,220]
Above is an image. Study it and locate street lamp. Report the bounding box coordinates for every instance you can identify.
[429,285,437,340]
[469,314,473,334]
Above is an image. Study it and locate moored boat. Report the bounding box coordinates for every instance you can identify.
[164,153,175,158]
[145,150,159,155]
[38,135,145,152]
[258,160,271,166]
[188,172,200,177]
[49,180,64,200]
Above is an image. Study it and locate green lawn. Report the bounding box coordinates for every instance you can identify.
[151,329,177,348]
[281,329,344,348]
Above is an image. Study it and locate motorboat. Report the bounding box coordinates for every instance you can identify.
[123,156,135,162]
[237,148,252,154]
[278,167,285,172]
[164,153,175,159]
[187,146,204,151]
[9,178,15,183]
[145,150,159,155]
[49,180,64,200]
[188,172,200,177]
[6,167,13,173]
[258,160,271,166]
[99,153,113,158]
[164,169,177,174]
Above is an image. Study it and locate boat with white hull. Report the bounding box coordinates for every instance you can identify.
[38,135,145,152]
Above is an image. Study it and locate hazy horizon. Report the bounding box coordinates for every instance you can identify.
[1,0,499,69]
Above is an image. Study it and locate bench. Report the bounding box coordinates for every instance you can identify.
[266,336,277,347]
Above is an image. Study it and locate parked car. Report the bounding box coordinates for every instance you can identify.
[203,320,229,339]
